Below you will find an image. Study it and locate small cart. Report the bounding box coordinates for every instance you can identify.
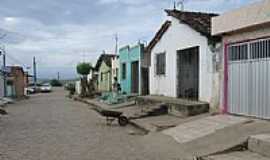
[93,108,129,126]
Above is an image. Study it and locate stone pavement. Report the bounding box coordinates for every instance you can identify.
[0,88,185,160]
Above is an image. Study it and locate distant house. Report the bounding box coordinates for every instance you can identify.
[76,65,98,96]
[87,68,98,91]
[119,43,147,95]
[5,66,25,98]
[111,55,119,85]
[95,54,118,92]
[147,9,221,108]
[212,0,270,119]
[0,69,5,97]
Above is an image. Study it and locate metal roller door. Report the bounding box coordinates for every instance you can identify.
[227,38,270,119]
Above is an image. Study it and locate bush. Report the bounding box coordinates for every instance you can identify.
[65,83,75,95]
[50,79,62,87]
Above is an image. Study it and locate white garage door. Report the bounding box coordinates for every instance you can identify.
[228,38,270,119]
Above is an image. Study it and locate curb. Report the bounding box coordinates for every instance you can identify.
[129,120,150,133]
[72,95,156,133]
[129,119,159,133]
[73,96,102,109]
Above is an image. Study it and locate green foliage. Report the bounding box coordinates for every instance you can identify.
[76,62,92,76]
[50,79,62,87]
[65,83,75,95]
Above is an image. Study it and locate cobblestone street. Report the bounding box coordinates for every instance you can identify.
[0,88,174,160]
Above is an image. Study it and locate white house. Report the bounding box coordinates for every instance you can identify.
[147,9,221,108]
[111,55,119,84]
[212,0,270,119]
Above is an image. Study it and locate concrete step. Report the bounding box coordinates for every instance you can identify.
[205,151,270,160]
[248,134,270,158]
[136,96,209,118]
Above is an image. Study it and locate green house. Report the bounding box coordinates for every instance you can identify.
[119,43,148,95]
[95,54,118,92]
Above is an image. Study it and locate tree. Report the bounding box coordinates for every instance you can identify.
[50,79,62,87]
[76,62,92,97]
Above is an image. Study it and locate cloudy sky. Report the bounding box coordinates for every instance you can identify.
[0,0,260,79]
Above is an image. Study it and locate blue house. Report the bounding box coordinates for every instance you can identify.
[119,43,148,95]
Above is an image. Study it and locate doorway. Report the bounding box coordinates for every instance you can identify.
[131,61,139,93]
[177,46,199,100]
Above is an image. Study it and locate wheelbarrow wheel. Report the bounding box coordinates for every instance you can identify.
[118,116,128,126]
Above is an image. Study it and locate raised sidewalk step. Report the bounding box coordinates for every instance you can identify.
[136,95,209,117]
[248,134,270,158]
[205,151,270,160]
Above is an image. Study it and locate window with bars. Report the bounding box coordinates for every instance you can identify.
[250,39,270,59]
[228,44,248,61]
[228,38,270,61]
[155,52,166,75]
[122,63,126,80]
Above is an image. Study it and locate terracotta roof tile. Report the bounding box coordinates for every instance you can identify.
[165,9,218,37]
[95,54,117,71]
[145,20,171,53]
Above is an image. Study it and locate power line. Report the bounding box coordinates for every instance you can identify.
[5,54,29,68]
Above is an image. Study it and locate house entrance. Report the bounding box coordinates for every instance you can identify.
[131,61,139,93]
[177,46,199,100]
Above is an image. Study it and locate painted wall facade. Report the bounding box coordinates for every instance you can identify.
[214,23,270,112]
[12,67,25,98]
[98,61,112,92]
[119,44,143,95]
[0,73,4,97]
[149,17,218,108]
[212,0,270,35]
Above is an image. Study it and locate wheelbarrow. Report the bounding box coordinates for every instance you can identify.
[92,108,129,126]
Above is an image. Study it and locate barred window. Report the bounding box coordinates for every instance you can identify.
[250,39,270,59]
[228,44,248,61]
[155,53,166,75]
[228,38,270,62]
[122,63,126,80]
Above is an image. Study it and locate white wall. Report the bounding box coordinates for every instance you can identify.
[150,17,216,107]
[75,80,81,95]
[111,56,119,84]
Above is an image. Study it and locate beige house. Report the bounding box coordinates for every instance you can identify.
[95,54,118,92]
[212,0,270,119]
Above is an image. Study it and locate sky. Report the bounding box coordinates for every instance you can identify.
[0,0,261,79]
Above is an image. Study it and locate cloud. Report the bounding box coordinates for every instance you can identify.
[0,0,260,79]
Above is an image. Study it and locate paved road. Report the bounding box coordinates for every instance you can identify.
[0,88,176,160]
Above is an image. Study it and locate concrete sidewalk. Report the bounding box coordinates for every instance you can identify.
[72,95,270,159]
[163,115,251,144]
[128,113,210,132]
[73,96,136,109]
[141,118,270,159]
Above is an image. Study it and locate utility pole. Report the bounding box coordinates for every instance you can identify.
[1,46,7,97]
[115,33,118,55]
[57,72,60,81]
[33,56,37,87]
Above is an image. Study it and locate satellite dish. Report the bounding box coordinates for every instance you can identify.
[173,0,185,10]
